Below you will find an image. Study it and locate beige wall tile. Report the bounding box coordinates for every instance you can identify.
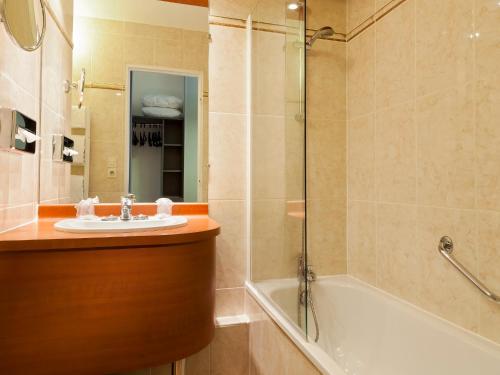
[246,291,320,375]
[376,203,420,303]
[216,287,245,317]
[87,89,125,142]
[209,25,246,114]
[251,199,289,281]
[375,0,415,110]
[307,0,347,34]
[185,345,210,375]
[307,40,346,121]
[40,11,72,206]
[92,33,125,84]
[476,80,500,211]
[250,319,287,375]
[124,37,155,66]
[348,0,375,31]
[0,22,41,97]
[416,84,475,209]
[477,211,500,342]
[474,0,500,106]
[375,101,416,203]
[0,204,35,233]
[253,30,285,116]
[308,200,347,275]
[252,0,286,25]
[252,115,286,200]
[348,201,376,284]
[307,118,346,203]
[415,0,474,96]
[211,324,249,375]
[208,113,246,200]
[475,28,500,85]
[154,38,184,69]
[0,71,38,121]
[89,141,125,195]
[209,200,246,288]
[416,206,479,332]
[284,116,305,201]
[124,22,176,39]
[42,15,67,114]
[182,30,209,89]
[348,114,375,201]
[347,28,375,119]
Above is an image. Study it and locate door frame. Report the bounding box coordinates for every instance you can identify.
[124,65,204,201]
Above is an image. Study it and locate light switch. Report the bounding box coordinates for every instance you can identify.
[107,157,116,168]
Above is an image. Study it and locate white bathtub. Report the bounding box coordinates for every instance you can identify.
[247,275,500,375]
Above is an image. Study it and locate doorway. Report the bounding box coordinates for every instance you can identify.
[125,67,203,202]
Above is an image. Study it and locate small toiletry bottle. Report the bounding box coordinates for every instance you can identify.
[156,198,173,217]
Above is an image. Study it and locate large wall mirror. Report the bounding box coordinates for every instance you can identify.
[0,0,46,51]
[39,0,209,204]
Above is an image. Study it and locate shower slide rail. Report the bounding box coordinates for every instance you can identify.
[439,236,500,304]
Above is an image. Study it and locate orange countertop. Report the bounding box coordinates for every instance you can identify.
[0,216,220,253]
[0,203,220,253]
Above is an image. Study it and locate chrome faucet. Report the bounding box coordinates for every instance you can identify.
[120,193,135,221]
[297,254,319,342]
[298,255,317,282]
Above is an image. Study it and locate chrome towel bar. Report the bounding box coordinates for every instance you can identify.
[439,236,500,304]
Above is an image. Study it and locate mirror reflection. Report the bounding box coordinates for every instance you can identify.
[1,0,46,51]
[39,0,209,204]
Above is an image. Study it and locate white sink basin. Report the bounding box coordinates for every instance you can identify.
[54,216,188,233]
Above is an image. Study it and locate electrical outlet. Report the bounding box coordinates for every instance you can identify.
[107,167,116,178]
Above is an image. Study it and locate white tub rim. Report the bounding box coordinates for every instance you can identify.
[247,274,500,375]
[245,280,345,375]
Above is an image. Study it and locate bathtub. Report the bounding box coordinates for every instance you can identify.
[247,275,500,375]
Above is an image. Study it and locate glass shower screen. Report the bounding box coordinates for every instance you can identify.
[250,0,308,337]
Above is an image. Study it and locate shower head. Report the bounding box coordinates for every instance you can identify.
[306,26,335,48]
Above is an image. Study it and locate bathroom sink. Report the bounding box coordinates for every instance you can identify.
[54,216,188,233]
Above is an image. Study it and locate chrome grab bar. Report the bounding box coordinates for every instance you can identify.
[439,236,500,304]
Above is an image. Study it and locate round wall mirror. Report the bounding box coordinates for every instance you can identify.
[0,0,46,51]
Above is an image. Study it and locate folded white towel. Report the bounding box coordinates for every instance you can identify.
[142,95,183,109]
[142,107,182,118]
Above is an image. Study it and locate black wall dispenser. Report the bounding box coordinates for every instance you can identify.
[0,108,38,154]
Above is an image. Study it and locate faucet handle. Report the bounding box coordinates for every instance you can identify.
[125,193,136,201]
[121,193,136,204]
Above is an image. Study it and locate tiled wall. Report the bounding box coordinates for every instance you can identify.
[186,291,321,375]
[39,2,74,205]
[246,291,321,375]
[0,0,73,231]
[306,0,347,277]
[347,0,500,344]
[251,4,296,281]
[207,4,248,292]
[72,16,209,203]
